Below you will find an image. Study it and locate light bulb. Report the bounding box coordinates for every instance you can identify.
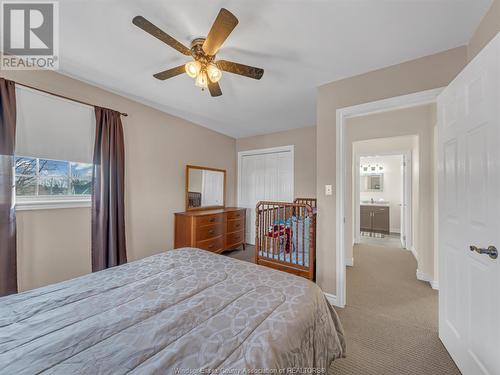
[206,63,222,83]
[185,61,201,78]
[195,71,208,89]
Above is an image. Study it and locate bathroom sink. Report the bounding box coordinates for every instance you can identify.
[361,200,389,206]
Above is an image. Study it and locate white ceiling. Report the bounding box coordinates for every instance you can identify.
[59,0,491,138]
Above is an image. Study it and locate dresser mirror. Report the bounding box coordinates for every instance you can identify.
[186,165,226,211]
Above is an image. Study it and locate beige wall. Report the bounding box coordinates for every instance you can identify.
[468,0,500,61]
[346,105,437,281]
[316,46,467,294]
[1,70,236,291]
[16,208,91,291]
[236,126,316,198]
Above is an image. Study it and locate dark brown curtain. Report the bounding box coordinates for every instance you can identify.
[0,78,17,296]
[91,107,127,271]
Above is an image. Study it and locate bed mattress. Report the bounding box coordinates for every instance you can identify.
[0,248,345,374]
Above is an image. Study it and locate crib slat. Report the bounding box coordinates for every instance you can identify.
[279,204,283,263]
[302,207,306,267]
[255,204,262,263]
[295,207,299,266]
[266,204,269,259]
[276,205,280,259]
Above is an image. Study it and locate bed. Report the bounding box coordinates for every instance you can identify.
[255,198,317,280]
[0,248,345,374]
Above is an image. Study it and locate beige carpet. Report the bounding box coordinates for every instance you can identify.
[329,243,460,374]
[224,246,255,263]
[225,243,460,374]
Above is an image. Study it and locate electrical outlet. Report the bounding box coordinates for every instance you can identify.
[325,184,333,196]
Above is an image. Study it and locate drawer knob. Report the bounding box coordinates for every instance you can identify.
[208,229,214,234]
[209,218,215,222]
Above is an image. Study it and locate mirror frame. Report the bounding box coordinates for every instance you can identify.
[185,165,226,211]
[361,173,384,192]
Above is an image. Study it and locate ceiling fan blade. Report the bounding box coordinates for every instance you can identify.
[153,65,186,80]
[202,8,239,56]
[208,81,222,97]
[133,16,191,56]
[216,60,264,80]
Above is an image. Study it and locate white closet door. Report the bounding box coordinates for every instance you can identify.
[239,149,293,245]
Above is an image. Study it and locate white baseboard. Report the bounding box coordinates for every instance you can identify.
[416,269,431,282]
[324,292,341,307]
[430,280,439,290]
[416,270,439,290]
[345,257,354,267]
[410,246,418,260]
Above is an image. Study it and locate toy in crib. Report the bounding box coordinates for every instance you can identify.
[266,219,292,254]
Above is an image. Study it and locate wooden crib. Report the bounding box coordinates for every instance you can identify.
[255,198,317,280]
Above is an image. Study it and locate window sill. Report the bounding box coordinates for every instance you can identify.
[16,199,91,211]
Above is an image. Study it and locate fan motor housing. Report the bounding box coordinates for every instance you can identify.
[190,38,215,64]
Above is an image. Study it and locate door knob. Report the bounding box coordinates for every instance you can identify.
[470,245,498,259]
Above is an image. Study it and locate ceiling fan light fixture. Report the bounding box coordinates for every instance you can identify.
[134,8,264,97]
[185,60,201,78]
[207,63,222,83]
[195,70,208,89]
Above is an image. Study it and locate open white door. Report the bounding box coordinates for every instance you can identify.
[399,153,412,249]
[437,33,499,374]
[400,155,406,248]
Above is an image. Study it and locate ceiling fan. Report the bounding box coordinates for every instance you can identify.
[132,8,264,97]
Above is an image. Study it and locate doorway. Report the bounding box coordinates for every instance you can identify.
[237,146,294,245]
[353,149,412,251]
[332,100,455,373]
[334,88,442,308]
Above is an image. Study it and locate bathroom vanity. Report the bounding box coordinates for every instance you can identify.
[360,203,390,235]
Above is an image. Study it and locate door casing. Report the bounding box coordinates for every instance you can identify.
[335,87,444,308]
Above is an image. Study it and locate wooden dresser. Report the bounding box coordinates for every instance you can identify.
[174,208,246,253]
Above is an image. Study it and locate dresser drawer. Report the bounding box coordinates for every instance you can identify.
[196,235,223,252]
[226,210,244,220]
[227,218,244,233]
[196,214,223,227]
[226,230,245,247]
[196,223,223,241]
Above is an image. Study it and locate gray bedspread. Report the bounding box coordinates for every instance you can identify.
[0,248,345,374]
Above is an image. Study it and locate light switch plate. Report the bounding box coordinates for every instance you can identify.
[325,184,333,196]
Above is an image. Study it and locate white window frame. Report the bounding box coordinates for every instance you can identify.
[15,156,92,211]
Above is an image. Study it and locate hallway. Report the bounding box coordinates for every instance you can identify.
[330,243,460,374]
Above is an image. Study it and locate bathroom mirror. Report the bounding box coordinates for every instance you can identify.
[186,165,226,211]
[361,174,384,192]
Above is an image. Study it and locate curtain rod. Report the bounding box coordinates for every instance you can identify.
[13,81,129,117]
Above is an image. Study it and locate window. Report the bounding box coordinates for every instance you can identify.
[13,86,95,211]
[15,156,92,209]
